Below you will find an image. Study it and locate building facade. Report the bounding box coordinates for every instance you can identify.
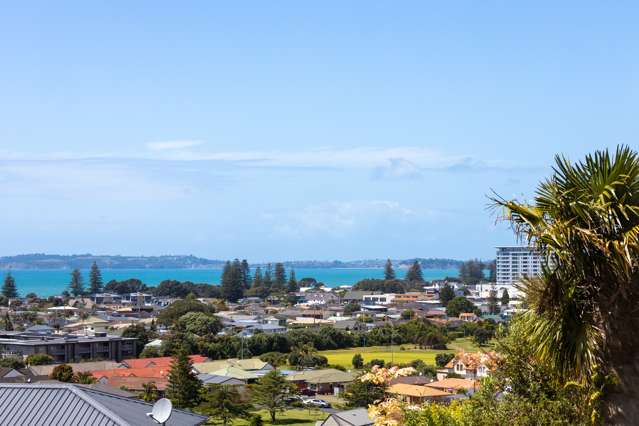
[496,246,543,286]
[0,331,136,363]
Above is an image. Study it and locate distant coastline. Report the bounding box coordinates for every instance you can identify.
[0,254,465,271]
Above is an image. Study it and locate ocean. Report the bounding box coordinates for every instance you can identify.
[0,267,459,297]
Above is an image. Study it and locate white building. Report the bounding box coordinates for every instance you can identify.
[496,246,543,286]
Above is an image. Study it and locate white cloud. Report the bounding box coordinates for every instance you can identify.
[146,140,204,151]
[267,200,417,238]
[372,158,423,179]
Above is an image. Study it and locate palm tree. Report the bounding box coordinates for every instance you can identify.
[493,146,639,423]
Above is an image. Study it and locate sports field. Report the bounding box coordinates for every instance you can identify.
[318,338,485,368]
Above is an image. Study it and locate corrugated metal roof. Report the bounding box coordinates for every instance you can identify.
[0,384,207,426]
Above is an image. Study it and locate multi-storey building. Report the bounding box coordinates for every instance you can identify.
[496,246,543,286]
[0,329,137,363]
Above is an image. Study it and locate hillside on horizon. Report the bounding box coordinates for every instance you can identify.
[0,253,467,270]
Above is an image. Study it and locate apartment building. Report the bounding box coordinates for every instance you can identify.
[496,246,543,286]
[0,330,137,363]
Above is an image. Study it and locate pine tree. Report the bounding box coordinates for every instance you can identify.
[488,288,499,314]
[241,259,251,289]
[252,266,263,288]
[3,312,13,331]
[405,260,424,282]
[89,262,103,294]
[439,283,455,305]
[221,259,244,302]
[2,273,18,298]
[250,371,293,423]
[166,347,202,408]
[287,269,298,293]
[384,259,396,280]
[69,269,84,297]
[501,288,510,306]
[263,264,273,289]
[199,384,251,426]
[273,263,287,291]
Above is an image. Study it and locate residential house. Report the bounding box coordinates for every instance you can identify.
[0,383,206,425]
[426,378,479,395]
[386,383,453,404]
[317,408,374,426]
[286,368,355,395]
[122,355,207,369]
[193,358,273,378]
[438,351,498,381]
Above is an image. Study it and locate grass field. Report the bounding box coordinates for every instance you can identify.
[318,337,486,368]
[228,408,328,426]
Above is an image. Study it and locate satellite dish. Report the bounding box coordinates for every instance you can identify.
[146,398,173,425]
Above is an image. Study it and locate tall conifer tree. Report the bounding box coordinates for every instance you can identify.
[69,269,84,297]
[384,259,396,280]
[273,263,287,291]
[2,273,18,298]
[405,260,424,282]
[287,269,298,293]
[89,262,103,294]
[166,346,202,408]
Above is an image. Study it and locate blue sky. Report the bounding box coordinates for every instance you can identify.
[1,2,638,261]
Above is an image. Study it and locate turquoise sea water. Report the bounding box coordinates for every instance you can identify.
[0,267,458,297]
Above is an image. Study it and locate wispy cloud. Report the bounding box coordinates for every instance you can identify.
[146,140,204,151]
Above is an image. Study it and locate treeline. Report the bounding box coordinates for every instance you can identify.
[163,318,449,360]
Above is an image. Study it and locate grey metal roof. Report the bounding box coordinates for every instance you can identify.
[0,384,207,426]
[320,408,373,426]
[197,373,244,385]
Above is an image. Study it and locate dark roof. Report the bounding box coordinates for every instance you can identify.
[320,408,373,426]
[0,383,207,426]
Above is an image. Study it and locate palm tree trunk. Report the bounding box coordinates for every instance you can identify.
[602,303,639,425]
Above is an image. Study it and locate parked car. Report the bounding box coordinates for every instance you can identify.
[299,388,316,396]
[303,398,331,408]
[284,395,302,404]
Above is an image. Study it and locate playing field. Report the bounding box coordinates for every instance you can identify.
[318,338,485,368]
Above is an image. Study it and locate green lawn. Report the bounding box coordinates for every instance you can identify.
[319,338,487,368]
[225,408,328,426]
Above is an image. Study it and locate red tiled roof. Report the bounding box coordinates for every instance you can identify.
[92,367,170,380]
[122,355,208,369]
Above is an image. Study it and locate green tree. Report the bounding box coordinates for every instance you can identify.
[74,371,97,384]
[121,324,152,356]
[166,347,202,408]
[250,370,294,423]
[157,293,216,326]
[488,288,500,315]
[251,266,263,288]
[221,260,245,302]
[384,259,396,280]
[139,346,161,358]
[50,364,74,382]
[88,262,103,294]
[2,273,18,298]
[26,353,54,365]
[446,296,478,318]
[3,312,13,331]
[69,269,84,297]
[287,269,298,293]
[401,309,414,320]
[493,146,639,422]
[273,263,287,292]
[199,384,252,426]
[501,288,510,306]
[139,381,159,402]
[175,312,222,336]
[352,353,364,369]
[404,260,424,282]
[240,259,251,289]
[0,357,24,369]
[262,264,273,289]
[459,259,485,285]
[344,378,386,407]
[439,284,455,305]
[487,260,497,282]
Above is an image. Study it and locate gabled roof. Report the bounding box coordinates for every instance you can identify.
[29,361,125,377]
[286,369,354,384]
[123,355,207,369]
[197,373,245,385]
[92,367,169,380]
[208,366,258,380]
[0,383,206,425]
[444,351,499,370]
[425,378,478,391]
[387,383,452,398]
[319,408,373,426]
[192,358,270,374]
